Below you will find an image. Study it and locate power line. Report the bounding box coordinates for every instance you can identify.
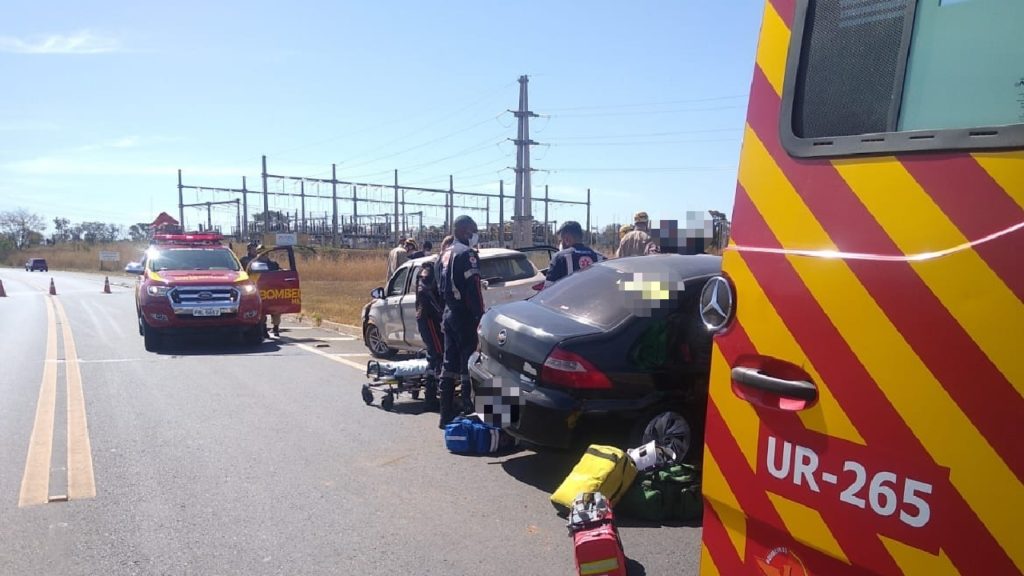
[543,94,747,112]
[543,127,740,140]
[551,104,746,118]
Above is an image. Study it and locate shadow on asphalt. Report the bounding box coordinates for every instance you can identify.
[151,336,284,356]
[499,450,580,494]
[627,558,647,575]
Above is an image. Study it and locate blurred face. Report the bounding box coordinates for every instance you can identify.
[454,222,477,243]
[559,232,575,249]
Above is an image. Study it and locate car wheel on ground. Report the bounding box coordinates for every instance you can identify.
[242,325,264,346]
[364,323,396,358]
[142,322,162,352]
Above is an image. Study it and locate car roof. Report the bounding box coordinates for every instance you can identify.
[405,247,528,265]
[601,253,722,278]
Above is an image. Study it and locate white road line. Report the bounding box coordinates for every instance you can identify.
[293,342,366,371]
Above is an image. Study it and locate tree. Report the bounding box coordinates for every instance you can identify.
[80,221,108,243]
[53,217,71,243]
[0,208,47,248]
[128,223,149,242]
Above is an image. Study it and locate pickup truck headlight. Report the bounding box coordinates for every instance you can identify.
[239,283,257,295]
[147,285,171,296]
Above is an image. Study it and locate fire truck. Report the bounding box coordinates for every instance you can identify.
[698,1,1022,575]
[126,233,301,351]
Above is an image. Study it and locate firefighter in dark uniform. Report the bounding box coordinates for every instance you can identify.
[415,261,444,410]
[437,215,485,428]
[543,221,603,288]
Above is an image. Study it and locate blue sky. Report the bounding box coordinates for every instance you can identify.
[0,0,764,234]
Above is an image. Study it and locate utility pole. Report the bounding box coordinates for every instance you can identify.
[332,164,338,246]
[448,175,455,234]
[352,186,359,243]
[586,189,592,245]
[241,176,249,241]
[544,185,549,245]
[510,75,539,248]
[177,169,185,230]
[393,170,400,244]
[300,179,306,235]
[498,180,504,247]
[261,155,270,236]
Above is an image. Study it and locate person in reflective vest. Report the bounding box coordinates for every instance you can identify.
[544,221,603,288]
[436,216,484,428]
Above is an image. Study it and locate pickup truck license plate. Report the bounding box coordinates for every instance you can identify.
[193,309,221,317]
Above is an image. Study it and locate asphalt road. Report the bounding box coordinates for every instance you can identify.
[0,268,702,576]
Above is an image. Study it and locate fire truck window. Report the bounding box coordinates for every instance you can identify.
[791,0,915,138]
[898,0,1024,130]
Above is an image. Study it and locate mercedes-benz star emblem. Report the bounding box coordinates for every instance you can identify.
[699,276,733,331]
[497,329,508,346]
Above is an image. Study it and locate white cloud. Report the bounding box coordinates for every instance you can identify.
[0,31,121,55]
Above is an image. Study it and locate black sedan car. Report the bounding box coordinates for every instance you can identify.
[469,253,720,456]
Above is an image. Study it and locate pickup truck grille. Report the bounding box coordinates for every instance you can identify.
[167,285,241,315]
[170,286,238,305]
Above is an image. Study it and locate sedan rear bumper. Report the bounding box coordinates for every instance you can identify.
[469,352,666,450]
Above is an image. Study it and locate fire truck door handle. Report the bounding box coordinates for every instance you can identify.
[731,367,817,401]
[284,278,297,282]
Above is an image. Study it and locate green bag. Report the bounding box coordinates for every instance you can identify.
[618,463,702,522]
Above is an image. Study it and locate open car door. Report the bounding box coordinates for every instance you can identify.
[248,246,301,316]
[516,245,557,275]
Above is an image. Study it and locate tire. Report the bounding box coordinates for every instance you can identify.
[381,393,395,411]
[632,410,691,463]
[364,323,396,359]
[361,385,374,406]
[142,321,162,352]
[242,325,264,346]
[136,313,144,336]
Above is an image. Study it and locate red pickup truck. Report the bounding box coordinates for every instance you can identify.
[126,233,301,351]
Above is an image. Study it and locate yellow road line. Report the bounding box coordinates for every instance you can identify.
[18,296,58,507]
[53,297,96,500]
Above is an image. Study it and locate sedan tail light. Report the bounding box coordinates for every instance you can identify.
[541,347,612,389]
[532,282,545,291]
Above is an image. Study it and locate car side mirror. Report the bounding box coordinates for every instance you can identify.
[370,287,385,299]
[124,262,143,275]
[249,261,270,272]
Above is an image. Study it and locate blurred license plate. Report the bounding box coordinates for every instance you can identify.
[193,309,221,317]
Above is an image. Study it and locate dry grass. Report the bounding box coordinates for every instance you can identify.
[5,243,390,326]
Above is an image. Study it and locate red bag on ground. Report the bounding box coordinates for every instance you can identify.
[568,492,627,576]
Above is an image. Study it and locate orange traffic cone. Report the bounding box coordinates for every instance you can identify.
[103,276,111,294]
[49,278,56,295]
[0,278,6,297]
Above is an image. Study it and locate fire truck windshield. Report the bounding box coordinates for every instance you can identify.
[149,248,241,272]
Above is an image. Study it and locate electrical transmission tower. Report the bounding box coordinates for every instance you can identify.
[510,75,539,248]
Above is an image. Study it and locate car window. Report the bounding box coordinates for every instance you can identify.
[406,264,421,295]
[149,249,240,272]
[480,254,536,283]
[534,265,638,328]
[388,266,410,297]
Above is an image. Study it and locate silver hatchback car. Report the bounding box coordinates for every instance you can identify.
[361,247,553,357]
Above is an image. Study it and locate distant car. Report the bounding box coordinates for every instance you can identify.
[469,254,721,456]
[361,247,554,358]
[25,258,48,272]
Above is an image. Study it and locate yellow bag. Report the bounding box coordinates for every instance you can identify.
[551,445,638,510]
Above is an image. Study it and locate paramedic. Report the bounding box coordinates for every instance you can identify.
[437,216,485,428]
[416,261,444,410]
[544,221,603,288]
